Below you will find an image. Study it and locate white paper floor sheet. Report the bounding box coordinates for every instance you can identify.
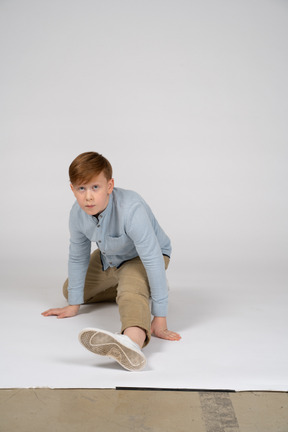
[1,269,287,391]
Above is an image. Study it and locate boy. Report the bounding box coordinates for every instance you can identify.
[42,152,181,371]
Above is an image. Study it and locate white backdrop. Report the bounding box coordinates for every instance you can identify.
[0,0,287,293]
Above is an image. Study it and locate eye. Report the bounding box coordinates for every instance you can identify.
[77,186,86,192]
[92,185,99,190]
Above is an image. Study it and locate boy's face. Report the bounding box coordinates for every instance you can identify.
[70,171,114,216]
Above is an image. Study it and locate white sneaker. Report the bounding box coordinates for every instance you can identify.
[78,328,147,371]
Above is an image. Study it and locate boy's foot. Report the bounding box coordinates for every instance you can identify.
[78,328,146,371]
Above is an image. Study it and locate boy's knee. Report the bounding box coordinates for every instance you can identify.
[117,289,150,306]
[63,279,68,300]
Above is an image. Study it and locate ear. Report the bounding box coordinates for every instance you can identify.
[70,183,76,196]
[108,178,114,194]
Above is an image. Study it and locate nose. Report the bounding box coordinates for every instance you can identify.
[85,189,93,200]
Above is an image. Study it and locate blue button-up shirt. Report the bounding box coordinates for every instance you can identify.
[68,187,172,316]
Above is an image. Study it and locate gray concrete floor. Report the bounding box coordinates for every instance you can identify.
[0,389,287,432]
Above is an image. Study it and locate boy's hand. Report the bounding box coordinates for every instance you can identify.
[151,316,181,341]
[41,305,80,319]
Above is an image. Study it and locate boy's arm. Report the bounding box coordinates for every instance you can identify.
[42,207,91,318]
[126,203,169,317]
[126,203,181,340]
[67,215,91,306]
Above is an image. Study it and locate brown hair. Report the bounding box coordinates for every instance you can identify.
[69,152,113,185]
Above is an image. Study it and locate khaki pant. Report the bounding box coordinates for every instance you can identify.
[63,249,170,346]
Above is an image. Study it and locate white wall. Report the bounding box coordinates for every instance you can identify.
[0,0,287,288]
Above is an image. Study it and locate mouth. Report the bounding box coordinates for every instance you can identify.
[85,205,95,209]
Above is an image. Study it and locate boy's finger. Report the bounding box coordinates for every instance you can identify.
[163,330,182,340]
[41,310,53,316]
[42,309,62,317]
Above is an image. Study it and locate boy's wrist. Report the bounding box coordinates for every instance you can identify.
[152,316,167,324]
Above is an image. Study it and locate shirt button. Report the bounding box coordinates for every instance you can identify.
[98,240,102,243]
[97,224,100,228]
[102,252,106,255]
[109,262,113,265]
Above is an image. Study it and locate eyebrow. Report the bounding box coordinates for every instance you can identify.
[78,182,100,187]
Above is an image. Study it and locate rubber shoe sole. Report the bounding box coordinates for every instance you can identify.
[78,328,146,371]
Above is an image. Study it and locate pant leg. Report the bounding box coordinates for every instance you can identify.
[63,249,118,304]
[115,255,170,347]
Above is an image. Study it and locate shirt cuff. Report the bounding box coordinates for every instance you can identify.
[151,301,168,317]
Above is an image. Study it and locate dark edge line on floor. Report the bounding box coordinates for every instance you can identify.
[116,387,236,392]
